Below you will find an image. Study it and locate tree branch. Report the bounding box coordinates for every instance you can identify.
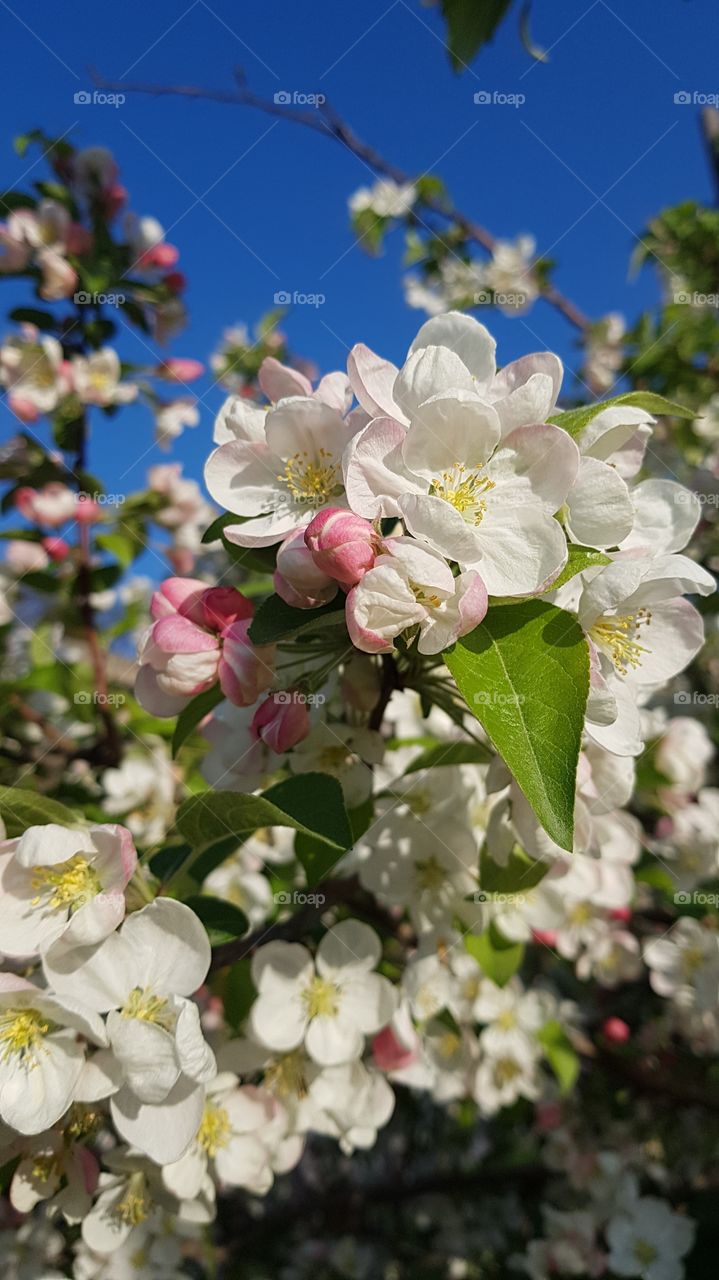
[91,68,589,331]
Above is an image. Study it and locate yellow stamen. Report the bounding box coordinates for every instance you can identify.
[0,1008,51,1064]
[278,448,341,507]
[302,975,340,1019]
[31,854,100,913]
[121,987,175,1031]
[114,1173,150,1227]
[264,1049,309,1099]
[589,608,652,677]
[197,1100,231,1157]
[415,855,447,892]
[430,465,495,524]
[494,1057,523,1086]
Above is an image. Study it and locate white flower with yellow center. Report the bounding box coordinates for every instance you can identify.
[205,396,354,547]
[250,920,396,1067]
[473,1036,540,1115]
[606,1197,695,1280]
[644,917,719,1012]
[43,899,216,1164]
[0,973,106,1136]
[0,822,137,958]
[71,347,137,408]
[162,1074,302,1201]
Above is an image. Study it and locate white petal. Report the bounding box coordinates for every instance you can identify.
[566,456,633,549]
[111,1076,206,1164]
[408,312,496,385]
[317,919,381,975]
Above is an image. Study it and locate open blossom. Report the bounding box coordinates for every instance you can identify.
[0,327,69,415]
[349,177,417,219]
[154,397,199,449]
[250,920,396,1066]
[0,973,106,1135]
[0,822,136,957]
[606,1197,695,1280]
[344,313,578,594]
[346,535,487,654]
[44,899,216,1164]
[71,348,137,407]
[205,396,355,547]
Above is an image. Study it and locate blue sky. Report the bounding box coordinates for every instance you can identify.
[0,0,715,505]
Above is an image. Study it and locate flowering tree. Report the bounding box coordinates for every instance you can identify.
[0,119,717,1280]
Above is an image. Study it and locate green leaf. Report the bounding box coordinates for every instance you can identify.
[537,1019,580,1093]
[445,601,588,851]
[0,786,78,837]
[201,512,238,544]
[183,895,249,945]
[174,774,352,883]
[248,593,345,645]
[221,958,256,1031]
[550,391,695,440]
[9,307,57,331]
[480,844,549,894]
[441,0,513,69]
[545,545,610,592]
[404,740,493,774]
[96,531,141,570]
[465,923,524,986]
[171,684,224,758]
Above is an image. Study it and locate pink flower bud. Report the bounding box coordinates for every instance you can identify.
[42,536,70,561]
[534,1101,564,1132]
[65,223,93,256]
[274,528,338,609]
[201,586,254,632]
[8,395,40,423]
[531,929,558,948]
[135,615,221,716]
[372,1025,418,1072]
[139,242,179,270]
[163,270,186,294]
[4,539,49,574]
[304,507,379,586]
[75,495,100,524]
[251,692,311,753]
[609,907,632,923]
[150,576,208,623]
[158,358,204,383]
[102,182,127,219]
[602,1017,630,1044]
[219,619,276,707]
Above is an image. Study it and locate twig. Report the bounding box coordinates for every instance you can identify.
[91,68,589,331]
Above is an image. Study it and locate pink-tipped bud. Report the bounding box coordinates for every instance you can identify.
[609,907,632,924]
[372,1025,418,1072]
[150,576,208,623]
[158,357,204,383]
[274,527,338,609]
[42,536,70,561]
[304,507,378,586]
[534,1101,564,1132]
[139,242,179,270]
[532,929,558,948]
[163,270,186,294]
[75,495,100,524]
[251,692,311,753]
[218,619,276,708]
[8,395,40,423]
[602,1017,630,1044]
[201,586,253,632]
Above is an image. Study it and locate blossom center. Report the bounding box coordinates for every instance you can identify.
[121,987,175,1031]
[0,1007,51,1064]
[589,609,652,677]
[264,1049,309,1099]
[279,448,342,507]
[198,1100,232,1157]
[415,855,447,892]
[494,1056,523,1086]
[302,975,340,1019]
[633,1240,658,1266]
[429,465,495,525]
[114,1173,150,1227]
[31,854,100,912]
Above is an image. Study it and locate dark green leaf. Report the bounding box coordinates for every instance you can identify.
[404,740,493,773]
[183,895,249,945]
[0,786,78,837]
[445,601,588,851]
[172,684,224,758]
[480,844,549,894]
[441,0,513,69]
[248,593,345,645]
